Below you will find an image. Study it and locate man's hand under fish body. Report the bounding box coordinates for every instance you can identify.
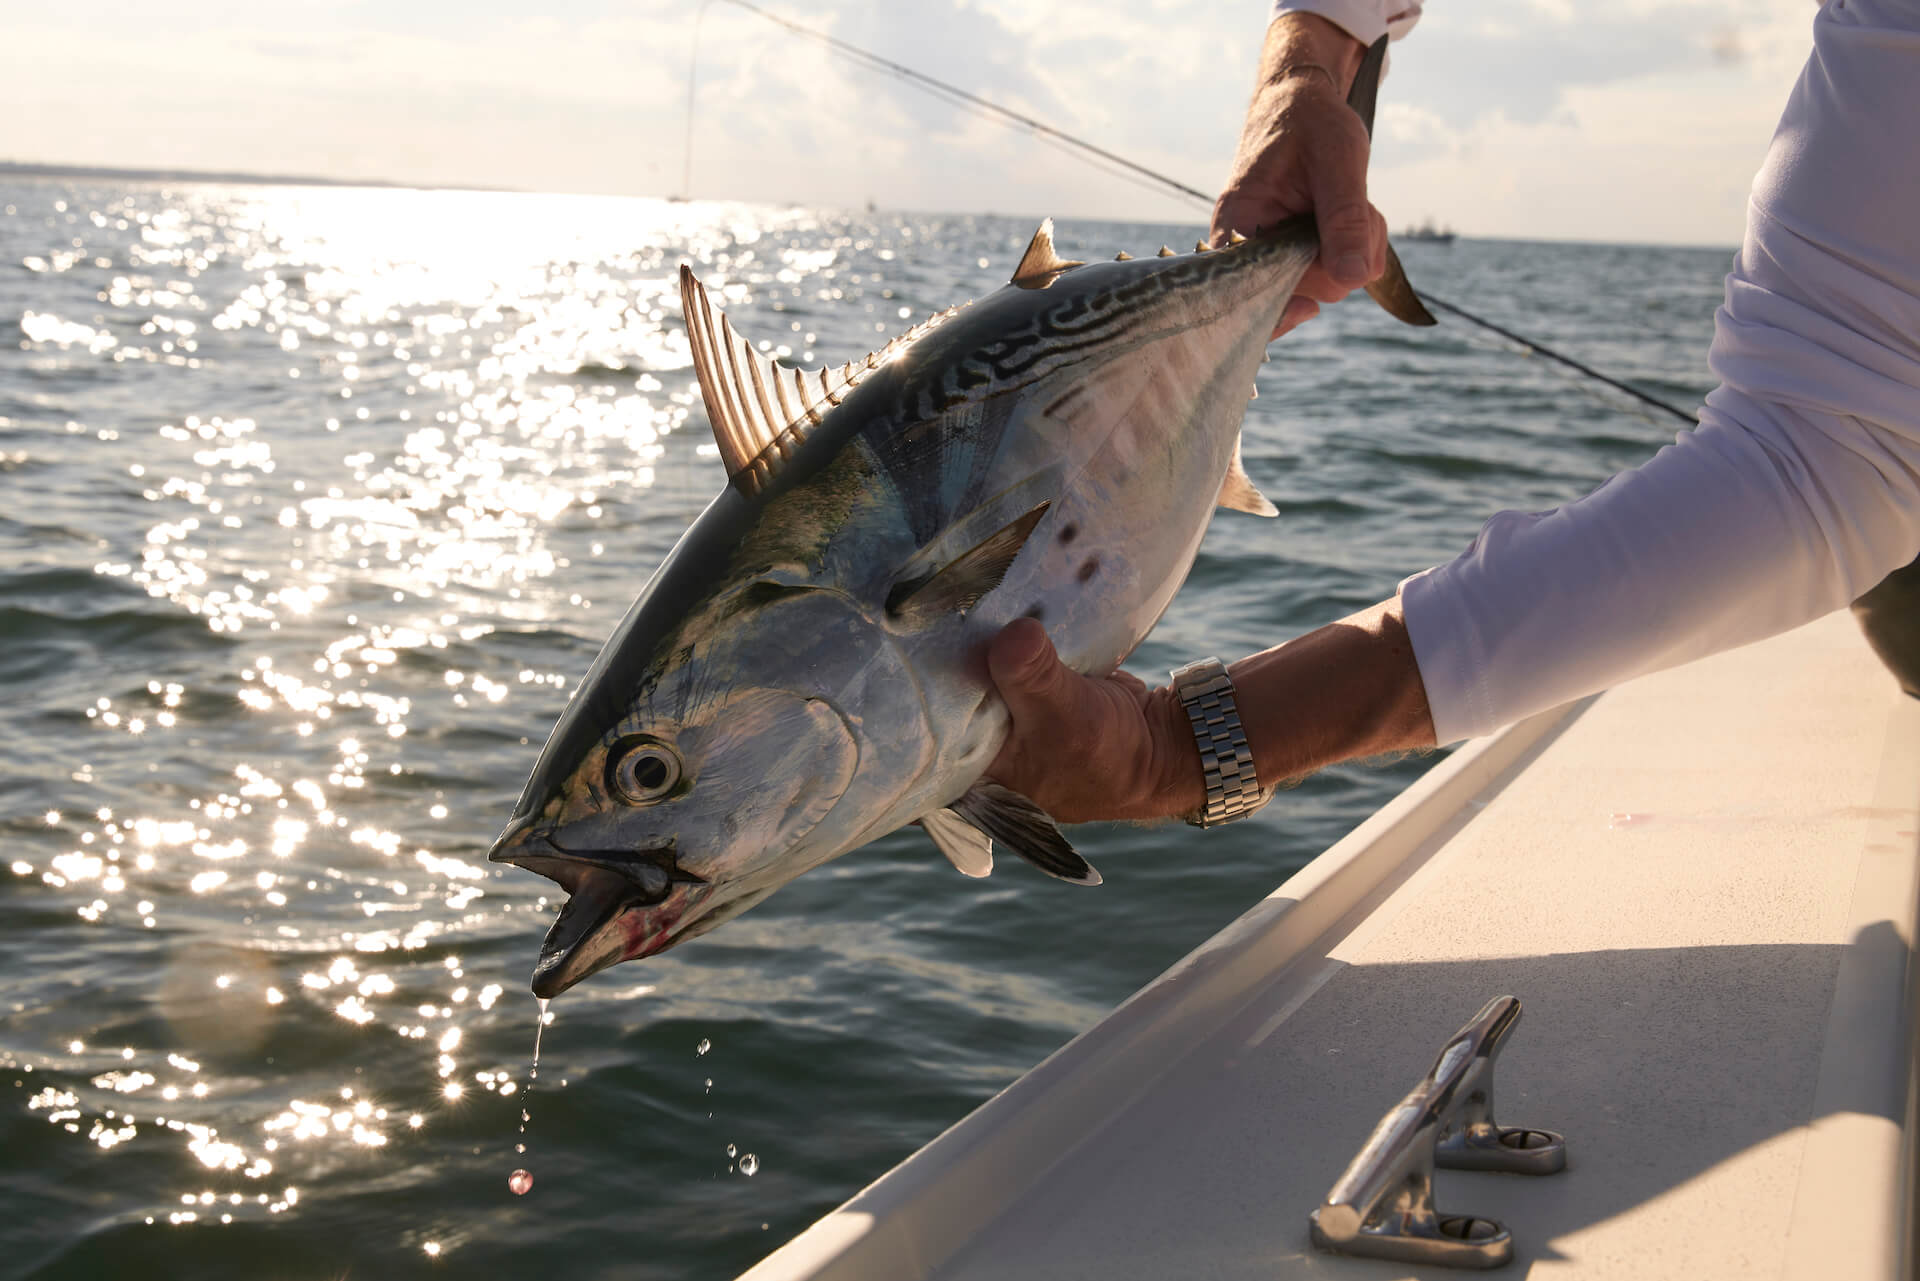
[489,40,1432,998]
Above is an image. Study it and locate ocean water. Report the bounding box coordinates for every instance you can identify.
[0,181,1725,1280]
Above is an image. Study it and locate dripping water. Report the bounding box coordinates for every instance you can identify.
[509,997,550,1196]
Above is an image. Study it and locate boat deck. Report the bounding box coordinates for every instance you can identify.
[741,611,1920,1280]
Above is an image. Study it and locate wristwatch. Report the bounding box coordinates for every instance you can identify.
[1170,657,1275,828]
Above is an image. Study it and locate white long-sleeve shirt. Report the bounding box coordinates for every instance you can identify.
[1277,0,1920,743]
[1272,0,1423,45]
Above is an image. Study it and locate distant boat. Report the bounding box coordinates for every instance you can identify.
[1401,218,1456,244]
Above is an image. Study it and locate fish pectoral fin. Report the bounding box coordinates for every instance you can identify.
[1010,218,1085,289]
[1218,434,1279,517]
[950,783,1101,886]
[921,808,993,878]
[679,264,966,492]
[886,501,1051,626]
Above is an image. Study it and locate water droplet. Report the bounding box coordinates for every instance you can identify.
[739,1153,759,1176]
[704,1078,712,1093]
[514,999,548,1189]
[726,1143,737,1157]
[696,1038,711,1056]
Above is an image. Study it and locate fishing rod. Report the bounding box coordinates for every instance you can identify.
[683,0,1699,428]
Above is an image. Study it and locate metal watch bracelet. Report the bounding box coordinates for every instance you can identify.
[1169,657,1274,828]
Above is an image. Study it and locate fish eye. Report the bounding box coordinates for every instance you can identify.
[606,738,682,806]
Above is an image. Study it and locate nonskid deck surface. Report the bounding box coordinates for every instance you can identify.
[742,610,1920,1281]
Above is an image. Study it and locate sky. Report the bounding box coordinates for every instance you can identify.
[2,0,1818,247]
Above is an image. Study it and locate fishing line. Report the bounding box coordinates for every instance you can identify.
[688,0,1218,206]
[684,0,1700,427]
[1413,295,1696,426]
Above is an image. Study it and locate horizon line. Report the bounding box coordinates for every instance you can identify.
[0,160,1739,254]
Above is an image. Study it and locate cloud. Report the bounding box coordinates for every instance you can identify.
[1371,36,1810,245]
[1386,0,1810,129]
[0,0,1824,244]
[822,0,1064,136]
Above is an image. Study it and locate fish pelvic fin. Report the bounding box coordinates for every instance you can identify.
[885,501,1051,626]
[1010,218,1085,289]
[1218,434,1279,517]
[679,264,965,493]
[921,808,993,878]
[951,783,1100,886]
[1343,38,1439,328]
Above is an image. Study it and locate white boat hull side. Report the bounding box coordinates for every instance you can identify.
[739,610,1920,1281]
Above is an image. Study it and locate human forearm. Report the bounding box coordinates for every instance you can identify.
[984,596,1437,829]
[1224,595,1436,786]
[1254,11,1370,95]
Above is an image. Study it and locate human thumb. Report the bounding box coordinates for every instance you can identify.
[1308,118,1377,289]
[987,618,1072,720]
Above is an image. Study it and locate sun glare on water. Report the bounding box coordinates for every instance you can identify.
[0,184,880,1258]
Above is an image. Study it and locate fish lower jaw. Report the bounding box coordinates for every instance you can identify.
[529,890,700,997]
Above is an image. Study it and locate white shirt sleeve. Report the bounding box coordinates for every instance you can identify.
[1270,0,1423,45]
[1399,0,1920,744]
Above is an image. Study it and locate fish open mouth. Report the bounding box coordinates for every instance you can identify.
[489,823,708,997]
[529,866,641,997]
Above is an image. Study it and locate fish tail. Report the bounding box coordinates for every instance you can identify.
[1366,245,1436,326]
[1348,37,1438,328]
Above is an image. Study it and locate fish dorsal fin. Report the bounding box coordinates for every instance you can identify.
[1010,218,1084,289]
[886,501,1051,626]
[921,808,992,878]
[679,264,960,493]
[1218,434,1279,517]
[951,783,1100,885]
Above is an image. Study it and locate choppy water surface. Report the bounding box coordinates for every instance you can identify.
[0,181,1724,1279]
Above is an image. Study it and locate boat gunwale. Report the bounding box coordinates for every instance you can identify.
[738,695,1598,1281]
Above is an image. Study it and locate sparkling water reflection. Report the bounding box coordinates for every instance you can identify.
[0,180,1724,1279]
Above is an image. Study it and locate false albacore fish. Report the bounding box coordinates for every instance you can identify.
[490,36,1433,997]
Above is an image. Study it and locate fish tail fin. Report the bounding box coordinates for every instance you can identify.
[1347,37,1439,329]
[1366,245,1436,327]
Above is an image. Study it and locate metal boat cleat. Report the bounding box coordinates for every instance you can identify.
[1309,995,1566,1269]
